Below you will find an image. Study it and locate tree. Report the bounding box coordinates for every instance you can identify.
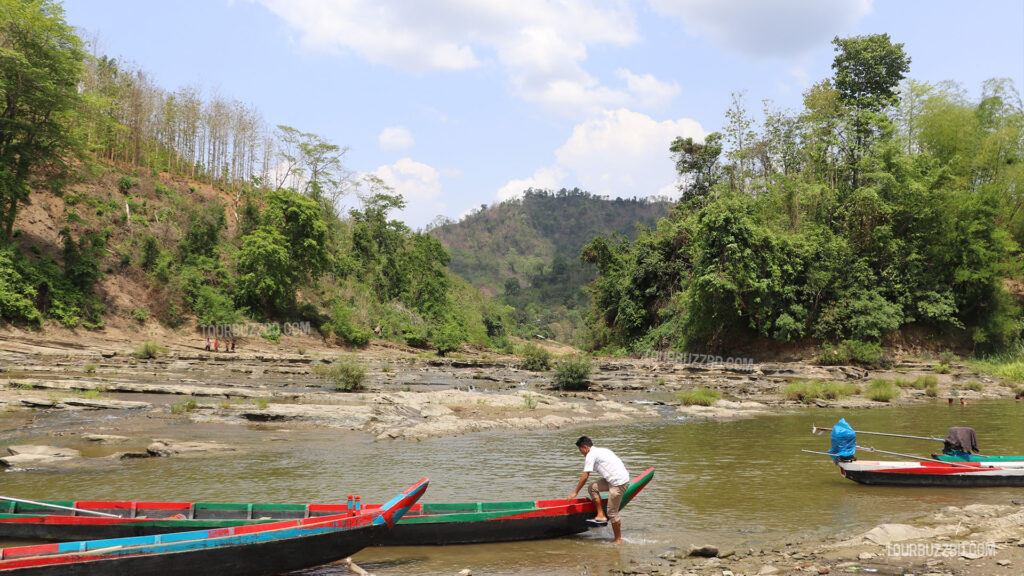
[670,133,722,204]
[831,34,912,113]
[831,34,911,189]
[274,125,351,214]
[0,0,85,240]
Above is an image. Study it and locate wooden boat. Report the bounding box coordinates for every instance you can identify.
[837,460,1024,487]
[0,478,427,576]
[0,467,653,545]
[932,453,1024,463]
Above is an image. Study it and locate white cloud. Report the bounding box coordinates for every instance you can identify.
[554,109,705,197]
[616,69,681,109]
[649,0,873,59]
[370,158,446,229]
[252,0,677,116]
[496,166,566,201]
[496,108,706,203]
[378,126,415,152]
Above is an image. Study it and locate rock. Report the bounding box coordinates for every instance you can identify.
[688,545,719,558]
[858,552,876,560]
[82,434,130,443]
[757,566,779,575]
[817,567,830,575]
[61,398,151,410]
[19,397,59,408]
[861,523,940,545]
[1,445,82,468]
[146,439,235,457]
[997,560,1011,566]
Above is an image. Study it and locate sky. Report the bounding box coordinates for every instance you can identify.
[62,0,1024,229]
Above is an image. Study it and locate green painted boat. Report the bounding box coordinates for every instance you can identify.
[0,467,655,546]
[932,453,1024,463]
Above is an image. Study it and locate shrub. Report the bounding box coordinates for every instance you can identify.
[171,397,198,414]
[431,319,466,356]
[553,356,592,390]
[84,363,97,374]
[866,378,898,402]
[939,350,958,365]
[117,176,136,194]
[133,341,162,359]
[130,307,148,323]
[932,364,951,374]
[817,340,883,367]
[327,303,372,348]
[314,358,367,392]
[963,380,984,392]
[678,387,721,406]
[519,343,552,371]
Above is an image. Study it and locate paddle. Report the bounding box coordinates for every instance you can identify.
[812,425,943,443]
[800,446,978,468]
[0,496,121,518]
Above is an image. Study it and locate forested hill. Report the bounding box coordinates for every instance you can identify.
[429,189,671,296]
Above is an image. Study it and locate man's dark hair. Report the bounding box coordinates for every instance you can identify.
[575,436,593,448]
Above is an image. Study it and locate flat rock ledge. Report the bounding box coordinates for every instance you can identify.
[146,439,237,457]
[0,445,83,469]
[676,399,770,420]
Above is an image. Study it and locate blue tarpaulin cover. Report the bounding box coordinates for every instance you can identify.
[828,418,857,460]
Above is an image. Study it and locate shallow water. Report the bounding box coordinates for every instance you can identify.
[2,399,1023,574]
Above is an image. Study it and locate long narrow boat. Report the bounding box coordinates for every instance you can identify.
[837,460,1024,487]
[932,453,1024,463]
[0,478,427,576]
[0,467,653,545]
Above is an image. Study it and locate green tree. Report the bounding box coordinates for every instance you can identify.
[670,133,722,204]
[0,0,85,239]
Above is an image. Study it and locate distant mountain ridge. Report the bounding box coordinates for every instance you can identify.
[429,188,672,296]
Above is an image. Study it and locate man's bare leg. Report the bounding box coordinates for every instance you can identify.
[611,520,622,543]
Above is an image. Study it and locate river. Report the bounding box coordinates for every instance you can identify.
[1,399,1022,574]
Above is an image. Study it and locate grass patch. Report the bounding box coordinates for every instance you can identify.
[678,387,721,406]
[962,380,984,392]
[866,378,899,402]
[254,398,269,410]
[522,393,538,410]
[313,357,367,392]
[171,397,198,414]
[785,380,859,403]
[932,363,951,374]
[553,356,592,390]
[82,389,100,399]
[133,341,163,359]
[84,363,97,374]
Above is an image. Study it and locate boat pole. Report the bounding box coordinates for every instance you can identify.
[812,425,942,443]
[802,448,980,469]
[854,446,978,469]
[0,496,121,518]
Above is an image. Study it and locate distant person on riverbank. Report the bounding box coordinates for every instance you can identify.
[569,435,629,543]
[204,338,211,351]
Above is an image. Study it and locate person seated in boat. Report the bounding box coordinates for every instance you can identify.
[569,435,629,544]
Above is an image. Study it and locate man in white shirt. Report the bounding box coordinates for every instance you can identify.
[568,435,630,543]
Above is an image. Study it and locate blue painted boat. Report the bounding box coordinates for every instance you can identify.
[0,478,428,575]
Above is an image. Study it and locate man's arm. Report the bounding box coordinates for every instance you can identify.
[569,471,589,500]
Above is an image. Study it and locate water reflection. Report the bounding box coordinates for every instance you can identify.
[1,400,1022,574]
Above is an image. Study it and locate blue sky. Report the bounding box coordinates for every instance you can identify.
[63,1,1024,229]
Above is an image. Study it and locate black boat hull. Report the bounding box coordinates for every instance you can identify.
[2,523,387,576]
[842,469,1024,487]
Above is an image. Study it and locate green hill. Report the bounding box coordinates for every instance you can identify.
[429,189,671,343]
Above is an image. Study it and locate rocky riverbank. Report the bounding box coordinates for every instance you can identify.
[616,500,1024,576]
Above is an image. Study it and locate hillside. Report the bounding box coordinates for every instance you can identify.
[429,189,671,343]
